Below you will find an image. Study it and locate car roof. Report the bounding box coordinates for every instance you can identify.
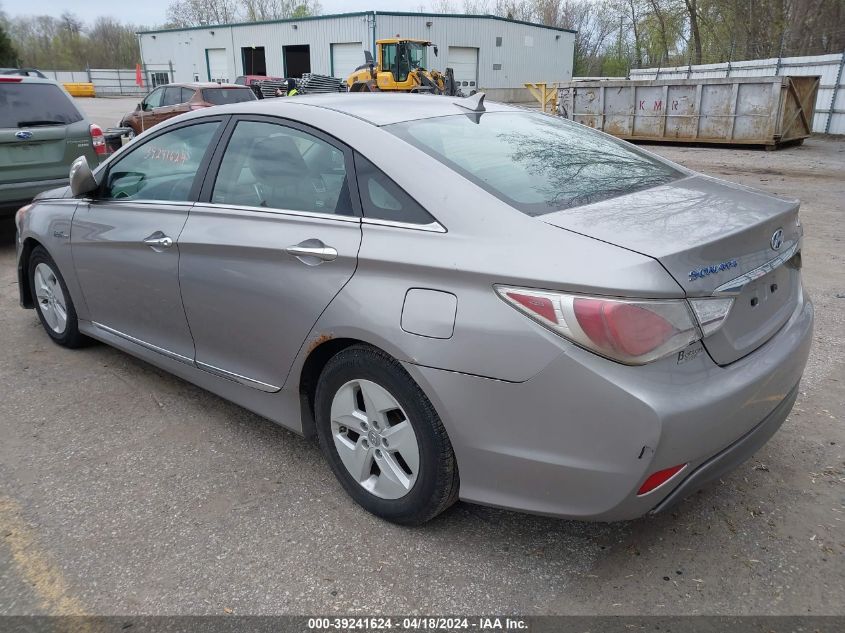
[206,92,520,126]
[171,82,252,90]
[0,75,60,85]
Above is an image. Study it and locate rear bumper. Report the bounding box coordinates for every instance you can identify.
[0,177,68,215]
[406,289,813,521]
[650,382,798,514]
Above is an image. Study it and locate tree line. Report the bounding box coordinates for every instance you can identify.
[433,0,844,76]
[1,0,842,75]
[0,8,142,70]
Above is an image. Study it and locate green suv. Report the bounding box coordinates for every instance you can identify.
[1,76,104,216]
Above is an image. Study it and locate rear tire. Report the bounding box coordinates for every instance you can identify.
[315,345,459,525]
[28,246,89,348]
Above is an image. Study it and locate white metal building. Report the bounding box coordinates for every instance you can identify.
[137,11,576,102]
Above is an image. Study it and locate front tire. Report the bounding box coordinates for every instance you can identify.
[29,246,89,348]
[315,345,459,525]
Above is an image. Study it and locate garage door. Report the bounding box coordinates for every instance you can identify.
[206,48,228,83]
[331,42,364,79]
[448,46,478,94]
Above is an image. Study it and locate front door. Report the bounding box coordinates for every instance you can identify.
[71,120,223,360]
[179,118,362,391]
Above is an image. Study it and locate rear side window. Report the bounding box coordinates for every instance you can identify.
[386,112,681,216]
[211,120,353,215]
[202,88,256,105]
[182,87,195,102]
[354,154,436,226]
[162,86,183,106]
[0,83,83,128]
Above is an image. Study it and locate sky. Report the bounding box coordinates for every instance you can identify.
[2,0,432,27]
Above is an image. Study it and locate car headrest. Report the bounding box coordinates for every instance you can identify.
[247,135,308,181]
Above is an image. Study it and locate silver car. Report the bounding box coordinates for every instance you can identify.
[14,94,813,525]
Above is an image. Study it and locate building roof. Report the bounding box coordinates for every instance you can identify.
[138,10,576,36]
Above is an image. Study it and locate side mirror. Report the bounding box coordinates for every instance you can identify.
[69,156,98,197]
[433,46,439,57]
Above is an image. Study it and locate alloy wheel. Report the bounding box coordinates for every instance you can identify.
[330,379,420,499]
[33,263,68,334]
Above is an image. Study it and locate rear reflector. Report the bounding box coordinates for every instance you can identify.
[89,123,106,155]
[505,291,558,324]
[637,464,687,496]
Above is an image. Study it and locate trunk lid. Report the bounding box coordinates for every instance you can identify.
[541,175,802,365]
[0,81,91,183]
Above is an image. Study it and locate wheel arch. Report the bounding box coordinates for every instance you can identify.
[298,337,363,441]
[17,236,44,309]
[297,335,427,442]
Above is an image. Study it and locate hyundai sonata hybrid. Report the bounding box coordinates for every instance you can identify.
[14,93,813,525]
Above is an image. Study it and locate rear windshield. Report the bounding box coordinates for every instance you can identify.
[386,112,681,215]
[0,83,83,128]
[201,88,256,105]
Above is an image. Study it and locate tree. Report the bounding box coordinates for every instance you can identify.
[166,0,239,27]
[0,4,19,66]
[167,0,321,26]
[0,21,18,66]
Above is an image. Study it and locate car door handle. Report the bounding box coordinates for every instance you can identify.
[285,240,338,265]
[143,233,173,250]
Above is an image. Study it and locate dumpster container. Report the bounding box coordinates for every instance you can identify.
[558,75,819,147]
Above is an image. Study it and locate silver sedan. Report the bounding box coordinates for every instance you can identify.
[15,93,813,524]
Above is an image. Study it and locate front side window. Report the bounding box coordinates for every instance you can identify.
[102,122,219,202]
[407,43,426,70]
[0,83,83,128]
[211,120,352,215]
[387,112,682,216]
[143,88,163,110]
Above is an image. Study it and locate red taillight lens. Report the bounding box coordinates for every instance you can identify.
[637,464,687,496]
[89,123,106,155]
[574,298,677,358]
[0,76,23,82]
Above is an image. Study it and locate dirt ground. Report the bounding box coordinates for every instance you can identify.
[0,98,842,616]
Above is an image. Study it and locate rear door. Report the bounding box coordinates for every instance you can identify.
[0,80,93,184]
[178,116,362,391]
[149,85,184,125]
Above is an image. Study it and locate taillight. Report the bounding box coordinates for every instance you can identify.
[0,76,23,82]
[637,464,687,495]
[496,286,732,365]
[688,298,734,336]
[89,123,106,155]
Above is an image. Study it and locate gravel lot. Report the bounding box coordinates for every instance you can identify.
[0,97,842,616]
